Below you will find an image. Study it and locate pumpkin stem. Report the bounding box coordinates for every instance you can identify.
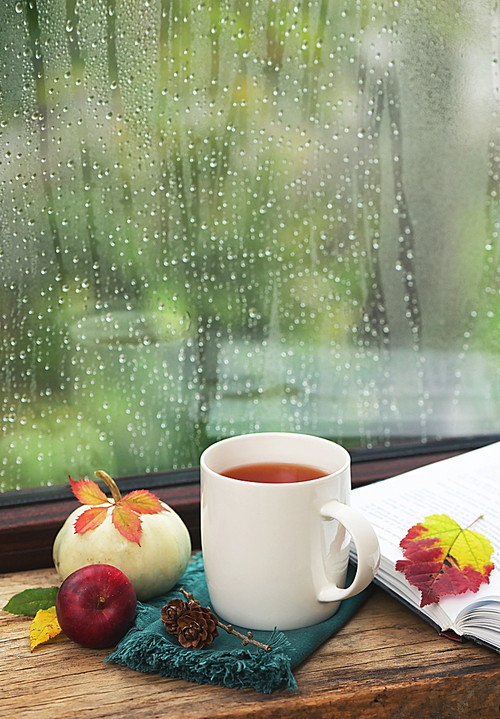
[94,470,122,504]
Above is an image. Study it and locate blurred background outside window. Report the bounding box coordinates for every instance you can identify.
[1,0,500,492]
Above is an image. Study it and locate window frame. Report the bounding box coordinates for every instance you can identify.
[2,435,498,574]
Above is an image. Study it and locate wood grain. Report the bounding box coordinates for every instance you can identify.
[2,568,500,719]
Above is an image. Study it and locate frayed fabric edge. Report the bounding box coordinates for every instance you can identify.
[105,630,297,694]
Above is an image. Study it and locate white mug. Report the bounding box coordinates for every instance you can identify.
[200,432,380,630]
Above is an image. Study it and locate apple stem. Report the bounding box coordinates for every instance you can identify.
[94,470,122,504]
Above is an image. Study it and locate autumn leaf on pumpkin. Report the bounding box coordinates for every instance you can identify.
[121,489,165,515]
[395,514,495,608]
[29,606,63,651]
[111,502,144,543]
[71,476,108,506]
[74,504,110,534]
[70,472,166,545]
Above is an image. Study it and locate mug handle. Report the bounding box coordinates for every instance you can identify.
[316,499,381,602]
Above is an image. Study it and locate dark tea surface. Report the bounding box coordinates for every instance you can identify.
[220,462,329,484]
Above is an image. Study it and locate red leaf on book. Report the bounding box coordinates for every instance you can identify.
[395,514,494,607]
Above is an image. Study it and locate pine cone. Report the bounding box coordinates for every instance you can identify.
[176,603,219,649]
[161,598,188,635]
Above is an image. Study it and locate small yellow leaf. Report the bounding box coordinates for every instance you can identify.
[30,606,63,651]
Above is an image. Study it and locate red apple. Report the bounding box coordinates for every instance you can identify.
[56,564,137,648]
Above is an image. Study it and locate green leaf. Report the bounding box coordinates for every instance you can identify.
[3,587,59,617]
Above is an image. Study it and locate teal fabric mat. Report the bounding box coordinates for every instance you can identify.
[106,553,374,693]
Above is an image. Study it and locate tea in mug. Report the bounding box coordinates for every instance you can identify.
[220,462,328,484]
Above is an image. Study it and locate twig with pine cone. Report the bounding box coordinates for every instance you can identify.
[161,589,272,652]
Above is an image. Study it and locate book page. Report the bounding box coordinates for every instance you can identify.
[351,441,500,626]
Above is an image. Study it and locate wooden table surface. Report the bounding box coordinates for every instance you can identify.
[2,567,500,719]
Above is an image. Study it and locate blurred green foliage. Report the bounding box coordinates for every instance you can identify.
[1,0,499,490]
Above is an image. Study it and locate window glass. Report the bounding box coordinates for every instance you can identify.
[1,0,499,491]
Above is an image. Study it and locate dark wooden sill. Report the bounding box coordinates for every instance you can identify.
[0,446,471,575]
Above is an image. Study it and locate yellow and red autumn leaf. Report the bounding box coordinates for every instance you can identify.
[70,476,108,506]
[121,490,163,515]
[30,606,63,651]
[70,475,167,545]
[395,514,494,607]
[111,502,144,544]
[74,505,110,534]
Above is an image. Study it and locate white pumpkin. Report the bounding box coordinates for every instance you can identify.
[52,473,191,601]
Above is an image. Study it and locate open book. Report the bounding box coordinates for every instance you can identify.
[350,441,500,651]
